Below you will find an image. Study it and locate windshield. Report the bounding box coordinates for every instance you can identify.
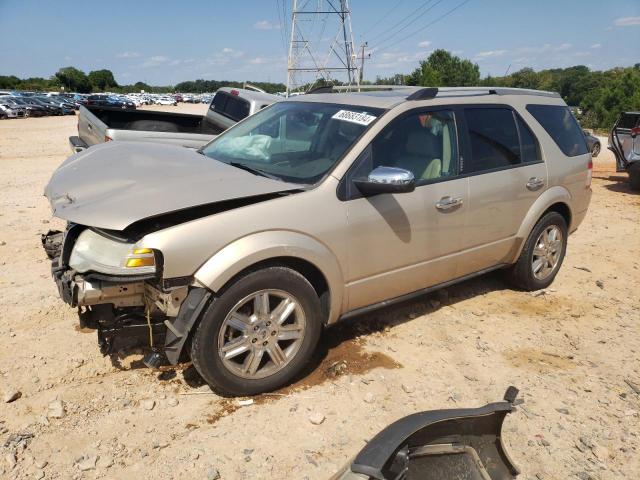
[201,101,383,184]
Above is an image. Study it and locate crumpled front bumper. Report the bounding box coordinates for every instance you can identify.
[42,229,146,309]
[40,228,194,359]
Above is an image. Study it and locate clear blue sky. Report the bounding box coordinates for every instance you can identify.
[0,0,638,85]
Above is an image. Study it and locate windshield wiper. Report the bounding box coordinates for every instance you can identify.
[229,162,281,181]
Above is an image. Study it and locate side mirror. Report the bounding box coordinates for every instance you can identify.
[354,166,416,196]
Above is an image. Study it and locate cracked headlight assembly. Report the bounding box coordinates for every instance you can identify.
[69,229,157,275]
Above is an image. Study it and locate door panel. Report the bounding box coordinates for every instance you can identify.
[455,106,548,277]
[343,108,470,311]
[345,178,469,311]
[457,163,547,276]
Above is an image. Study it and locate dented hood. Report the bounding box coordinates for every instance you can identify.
[44,141,301,231]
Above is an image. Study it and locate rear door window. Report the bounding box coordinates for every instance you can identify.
[210,92,250,121]
[526,104,588,156]
[516,115,541,163]
[463,107,521,173]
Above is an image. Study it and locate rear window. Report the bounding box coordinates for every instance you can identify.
[210,92,251,121]
[618,113,640,129]
[526,105,588,156]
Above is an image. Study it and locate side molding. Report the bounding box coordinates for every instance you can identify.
[194,230,344,324]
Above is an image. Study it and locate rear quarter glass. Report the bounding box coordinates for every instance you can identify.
[526,104,588,157]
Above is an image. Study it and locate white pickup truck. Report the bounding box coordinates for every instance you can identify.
[69,87,280,152]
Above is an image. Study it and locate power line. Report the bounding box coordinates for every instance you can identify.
[370,0,444,48]
[367,0,434,44]
[282,0,290,54]
[275,0,288,54]
[372,0,473,54]
[361,0,404,37]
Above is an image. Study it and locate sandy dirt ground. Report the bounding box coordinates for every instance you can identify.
[0,104,639,480]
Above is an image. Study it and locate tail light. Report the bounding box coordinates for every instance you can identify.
[586,159,593,188]
[631,127,640,138]
[230,89,239,96]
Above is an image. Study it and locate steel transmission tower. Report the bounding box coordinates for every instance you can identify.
[286,0,359,94]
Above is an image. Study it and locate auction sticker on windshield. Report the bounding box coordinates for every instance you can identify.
[332,110,377,126]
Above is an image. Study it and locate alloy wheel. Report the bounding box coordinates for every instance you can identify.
[532,225,563,280]
[217,289,306,380]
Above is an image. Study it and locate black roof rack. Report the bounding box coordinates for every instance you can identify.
[406,87,438,101]
[304,85,561,99]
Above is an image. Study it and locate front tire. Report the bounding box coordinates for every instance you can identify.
[591,143,600,157]
[190,267,322,396]
[505,211,568,291]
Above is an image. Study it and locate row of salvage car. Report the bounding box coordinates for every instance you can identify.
[0,94,77,118]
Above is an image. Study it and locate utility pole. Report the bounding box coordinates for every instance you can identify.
[358,41,370,85]
[286,0,359,95]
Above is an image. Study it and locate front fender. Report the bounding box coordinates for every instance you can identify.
[509,186,572,263]
[193,230,344,324]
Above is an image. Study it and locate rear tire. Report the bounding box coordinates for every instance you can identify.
[190,267,322,396]
[504,212,568,291]
[629,163,640,191]
[591,143,600,157]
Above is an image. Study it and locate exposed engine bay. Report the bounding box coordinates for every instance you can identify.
[41,226,192,365]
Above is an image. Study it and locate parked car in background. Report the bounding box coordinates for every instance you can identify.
[28,97,64,116]
[86,94,135,109]
[206,87,279,130]
[583,129,600,157]
[69,105,224,152]
[609,111,640,190]
[0,102,27,118]
[69,87,280,151]
[5,97,48,117]
[43,86,592,396]
[35,96,75,115]
[40,96,77,113]
[155,96,178,106]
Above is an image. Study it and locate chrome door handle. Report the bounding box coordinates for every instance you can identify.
[526,177,544,190]
[435,196,463,211]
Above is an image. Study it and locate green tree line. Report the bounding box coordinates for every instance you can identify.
[0,67,286,95]
[3,54,639,128]
[375,49,640,130]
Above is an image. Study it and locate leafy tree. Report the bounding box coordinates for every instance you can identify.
[409,49,480,87]
[54,66,91,93]
[88,69,118,91]
[173,79,285,94]
[0,75,21,89]
[132,81,152,92]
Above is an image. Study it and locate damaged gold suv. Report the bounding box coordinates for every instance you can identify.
[43,86,592,395]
